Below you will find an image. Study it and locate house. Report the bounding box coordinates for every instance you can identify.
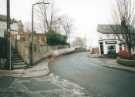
[0,14,24,38]
[97,24,126,55]
[0,14,46,46]
[0,15,7,37]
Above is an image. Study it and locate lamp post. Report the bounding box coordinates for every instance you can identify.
[29,2,49,65]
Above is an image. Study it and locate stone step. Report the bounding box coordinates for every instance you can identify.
[12,59,23,62]
[11,48,27,69]
[11,57,22,59]
[11,54,20,56]
[11,60,24,63]
[12,61,25,64]
[11,53,20,55]
[13,64,27,69]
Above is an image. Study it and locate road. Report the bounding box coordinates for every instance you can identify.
[49,52,135,97]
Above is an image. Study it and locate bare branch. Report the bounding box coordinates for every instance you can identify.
[112,0,135,56]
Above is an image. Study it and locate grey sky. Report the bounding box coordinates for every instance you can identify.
[0,0,114,47]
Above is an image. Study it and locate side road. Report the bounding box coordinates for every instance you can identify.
[88,54,135,73]
[0,48,89,97]
[98,58,135,73]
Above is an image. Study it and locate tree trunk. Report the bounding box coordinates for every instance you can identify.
[127,46,132,59]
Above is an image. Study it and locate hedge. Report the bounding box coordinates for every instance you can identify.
[46,31,67,46]
[117,58,135,67]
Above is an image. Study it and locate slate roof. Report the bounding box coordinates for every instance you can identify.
[0,15,7,22]
[0,14,18,23]
[97,24,135,34]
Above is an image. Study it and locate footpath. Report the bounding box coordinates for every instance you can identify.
[0,48,89,97]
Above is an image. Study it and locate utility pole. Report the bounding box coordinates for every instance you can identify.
[7,0,12,70]
[29,5,34,66]
[7,0,10,30]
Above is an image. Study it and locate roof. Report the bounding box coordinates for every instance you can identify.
[97,24,135,34]
[0,15,7,22]
[0,14,18,23]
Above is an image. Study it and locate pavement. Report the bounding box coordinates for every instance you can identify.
[88,54,135,73]
[0,60,49,78]
[0,53,89,97]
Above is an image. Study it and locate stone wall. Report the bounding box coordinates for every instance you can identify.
[16,41,29,64]
[15,39,69,65]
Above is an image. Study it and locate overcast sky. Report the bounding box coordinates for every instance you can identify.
[0,0,114,47]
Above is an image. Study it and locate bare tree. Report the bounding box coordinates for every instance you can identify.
[17,20,24,32]
[112,0,135,57]
[35,0,60,33]
[72,37,85,48]
[35,0,73,47]
[58,16,73,46]
[24,22,31,33]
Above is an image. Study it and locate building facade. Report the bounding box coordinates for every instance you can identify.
[97,24,126,55]
[0,15,23,38]
[0,15,24,67]
[0,15,7,37]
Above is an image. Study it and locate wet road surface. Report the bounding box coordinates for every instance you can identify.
[49,52,135,97]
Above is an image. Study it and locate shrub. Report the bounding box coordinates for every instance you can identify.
[46,31,67,46]
[118,50,135,59]
[117,58,135,67]
[118,50,129,59]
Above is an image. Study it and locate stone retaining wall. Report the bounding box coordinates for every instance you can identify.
[52,47,76,56]
[15,39,70,65]
[33,47,76,65]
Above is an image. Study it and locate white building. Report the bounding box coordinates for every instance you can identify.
[97,24,126,55]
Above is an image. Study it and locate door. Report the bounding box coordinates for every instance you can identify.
[100,42,104,55]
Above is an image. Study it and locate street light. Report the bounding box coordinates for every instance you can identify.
[29,2,49,65]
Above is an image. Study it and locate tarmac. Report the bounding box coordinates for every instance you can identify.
[0,52,134,97]
[0,54,89,97]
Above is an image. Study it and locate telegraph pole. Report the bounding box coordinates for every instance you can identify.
[7,0,10,30]
[7,0,12,70]
[29,5,34,66]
